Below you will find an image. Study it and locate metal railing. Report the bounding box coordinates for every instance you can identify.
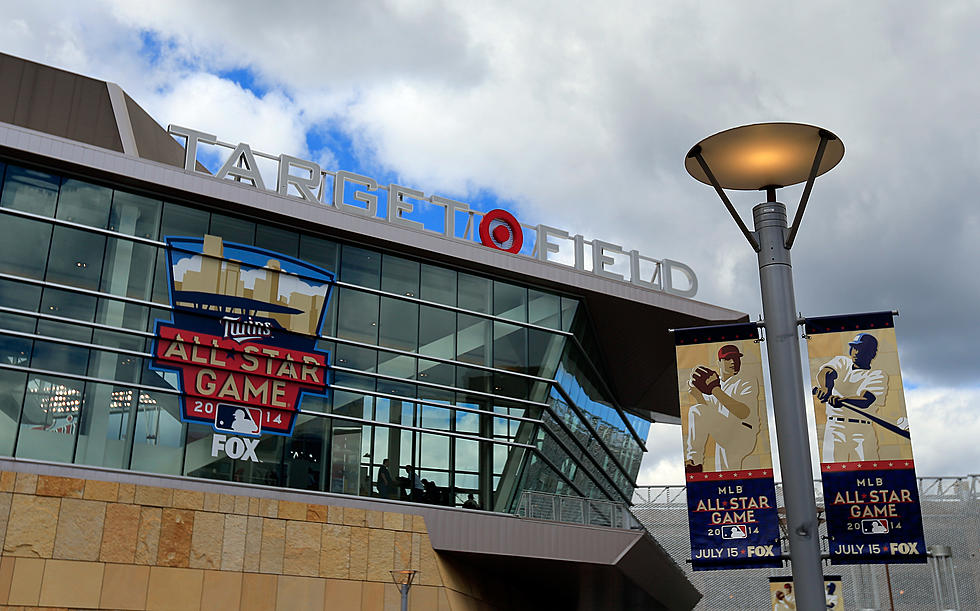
[514,490,642,530]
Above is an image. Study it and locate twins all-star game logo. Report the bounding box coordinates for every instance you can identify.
[152,235,334,438]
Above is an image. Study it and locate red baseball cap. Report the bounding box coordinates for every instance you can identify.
[717,344,743,360]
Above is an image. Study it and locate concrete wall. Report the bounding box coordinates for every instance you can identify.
[0,469,489,610]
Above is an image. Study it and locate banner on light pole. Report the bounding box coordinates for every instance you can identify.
[805,311,926,565]
[675,322,782,570]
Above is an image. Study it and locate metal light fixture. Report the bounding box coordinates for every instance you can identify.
[390,569,418,611]
[685,122,843,611]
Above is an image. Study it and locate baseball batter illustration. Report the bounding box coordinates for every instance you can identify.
[813,333,890,462]
[684,344,762,472]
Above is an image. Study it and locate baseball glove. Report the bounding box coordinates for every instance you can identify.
[691,366,720,395]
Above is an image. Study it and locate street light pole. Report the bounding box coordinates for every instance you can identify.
[753,198,824,608]
[685,123,844,611]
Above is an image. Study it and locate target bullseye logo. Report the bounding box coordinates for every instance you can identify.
[479,209,523,254]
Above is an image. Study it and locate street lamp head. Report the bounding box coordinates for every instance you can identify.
[390,569,418,587]
[685,123,844,191]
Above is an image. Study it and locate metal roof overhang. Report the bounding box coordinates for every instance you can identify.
[0,118,746,423]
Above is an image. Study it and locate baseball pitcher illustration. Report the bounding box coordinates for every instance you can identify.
[685,343,762,472]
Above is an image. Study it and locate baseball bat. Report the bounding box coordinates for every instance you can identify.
[811,387,911,439]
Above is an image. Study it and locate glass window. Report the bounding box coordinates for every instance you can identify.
[298,235,339,275]
[0,216,52,279]
[379,297,418,351]
[493,281,526,322]
[109,191,161,239]
[0,166,60,215]
[456,314,490,366]
[528,289,561,329]
[46,226,105,291]
[160,202,209,239]
[340,245,380,289]
[417,359,453,387]
[378,352,415,380]
[285,414,330,491]
[493,321,528,373]
[418,305,454,359]
[0,279,41,337]
[16,374,83,463]
[334,344,377,373]
[457,272,490,313]
[0,370,27,455]
[419,264,455,306]
[329,422,364,495]
[87,329,144,383]
[100,238,156,300]
[209,213,254,245]
[130,391,184,475]
[56,179,111,228]
[560,296,579,332]
[256,225,299,258]
[336,288,378,344]
[528,328,564,379]
[380,255,419,297]
[74,383,134,469]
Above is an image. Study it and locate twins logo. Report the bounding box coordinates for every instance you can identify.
[151,235,334,437]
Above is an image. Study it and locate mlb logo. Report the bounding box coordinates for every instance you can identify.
[861,519,889,534]
[722,525,748,539]
[214,404,262,437]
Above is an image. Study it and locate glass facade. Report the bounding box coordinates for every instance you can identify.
[0,161,649,512]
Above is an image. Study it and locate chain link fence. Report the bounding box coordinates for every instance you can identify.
[631,476,979,610]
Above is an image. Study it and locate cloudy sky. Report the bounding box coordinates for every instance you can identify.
[3,1,978,484]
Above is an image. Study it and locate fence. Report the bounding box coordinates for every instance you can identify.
[631,476,980,610]
[514,490,642,530]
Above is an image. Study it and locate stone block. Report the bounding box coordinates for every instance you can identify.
[220,513,247,571]
[36,475,84,498]
[218,493,236,514]
[276,575,325,610]
[0,471,15,492]
[241,572,277,611]
[412,514,427,533]
[13,472,37,494]
[394,531,412,571]
[83,479,119,502]
[367,528,396,581]
[0,556,13,602]
[234,495,250,514]
[283,520,320,577]
[0,492,11,551]
[258,497,278,518]
[156,508,195,567]
[349,526,369,580]
[248,497,260,515]
[242,515,263,572]
[135,506,162,565]
[343,507,366,526]
[189,511,224,569]
[117,482,136,503]
[418,534,442,587]
[277,500,306,520]
[259,518,285,574]
[327,504,344,524]
[101,503,141,563]
[7,557,44,605]
[306,504,327,523]
[135,484,173,508]
[3,494,60,557]
[410,584,439,611]
[201,569,242,610]
[173,489,204,510]
[383,511,404,531]
[146,566,204,611]
[365,509,383,528]
[39,558,104,607]
[411,533,422,572]
[203,492,220,511]
[319,523,351,579]
[324,578,361,608]
[361,580,384,610]
[53,498,106,561]
[100,563,150,610]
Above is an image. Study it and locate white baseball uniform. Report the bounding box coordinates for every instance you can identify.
[686,371,761,471]
[821,355,888,462]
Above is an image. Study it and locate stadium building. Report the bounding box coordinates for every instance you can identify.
[0,53,745,610]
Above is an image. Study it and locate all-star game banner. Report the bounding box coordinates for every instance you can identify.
[805,312,925,565]
[152,235,334,439]
[769,576,845,610]
[675,322,781,570]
